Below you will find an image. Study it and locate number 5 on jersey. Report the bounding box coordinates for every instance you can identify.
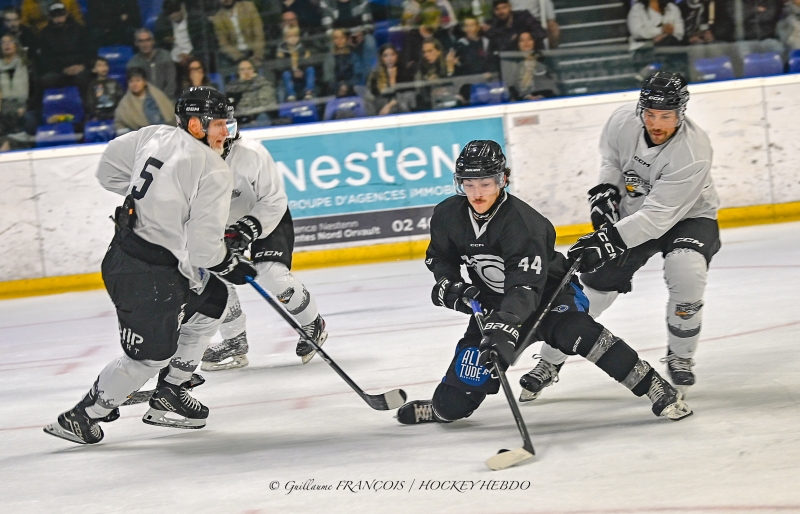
[518,256,541,274]
[131,157,164,200]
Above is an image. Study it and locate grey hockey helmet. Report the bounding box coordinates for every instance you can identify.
[454,140,508,195]
[175,86,237,138]
[637,71,690,125]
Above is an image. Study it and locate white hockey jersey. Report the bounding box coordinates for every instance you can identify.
[598,104,719,248]
[225,135,288,237]
[96,125,232,290]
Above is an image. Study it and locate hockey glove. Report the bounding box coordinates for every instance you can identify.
[567,225,627,273]
[432,277,479,315]
[478,311,521,371]
[587,183,621,230]
[208,248,258,285]
[224,215,262,252]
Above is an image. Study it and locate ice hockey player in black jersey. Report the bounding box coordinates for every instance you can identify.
[43,88,257,445]
[396,140,692,426]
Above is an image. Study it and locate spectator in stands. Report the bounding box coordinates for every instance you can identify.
[282,0,323,31]
[415,38,459,111]
[453,15,496,76]
[714,0,782,43]
[0,35,31,140]
[156,0,217,76]
[323,28,364,95]
[486,0,547,53]
[450,0,491,22]
[226,58,276,127]
[84,56,124,121]
[211,0,266,73]
[403,0,458,29]
[114,67,176,133]
[276,25,316,100]
[503,31,558,101]
[778,0,800,50]
[627,0,684,46]
[21,0,83,33]
[1,8,37,58]
[183,57,215,90]
[128,28,178,100]
[87,0,141,47]
[367,43,413,115]
[348,27,378,76]
[38,3,94,95]
[319,0,373,31]
[510,0,559,48]
[680,0,716,44]
[400,5,454,76]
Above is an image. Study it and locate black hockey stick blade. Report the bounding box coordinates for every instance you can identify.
[246,277,407,411]
[121,373,206,406]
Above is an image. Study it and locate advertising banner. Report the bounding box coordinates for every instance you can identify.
[260,117,505,247]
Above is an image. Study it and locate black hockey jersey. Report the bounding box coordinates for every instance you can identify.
[426,192,571,321]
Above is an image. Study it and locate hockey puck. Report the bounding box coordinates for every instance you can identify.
[498,449,510,454]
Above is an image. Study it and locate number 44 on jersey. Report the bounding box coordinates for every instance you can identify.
[518,256,542,274]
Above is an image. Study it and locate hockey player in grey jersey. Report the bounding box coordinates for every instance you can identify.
[200,134,328,370]
[44,88,257,445]
[520,72,721,402]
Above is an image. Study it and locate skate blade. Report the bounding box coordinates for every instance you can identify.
[43,423,91,445]
[142,408,207,429]
[300,332,328,365]
[660,400,693,421]
[518,389,541,403]
[485,447,535,470]
[200,354,249,372]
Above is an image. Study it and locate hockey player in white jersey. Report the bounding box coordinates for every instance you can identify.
[519,72,721,402]
[200,133,328,370]
[44,87,257,445]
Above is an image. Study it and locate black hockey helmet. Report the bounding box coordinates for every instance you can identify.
[175,86,237,137]
[454,140,508,194]
[637,71,689,125]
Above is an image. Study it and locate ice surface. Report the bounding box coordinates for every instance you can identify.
[1,222,799,514]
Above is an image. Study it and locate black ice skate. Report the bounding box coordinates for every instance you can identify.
[660,350,695,396]
[142,381,209,429]
[518,357,563,403]
[647,372,693,421]
[296,315,327,364]
[201,331,249,371]
[397,400,446,425]
[43,405,107,445]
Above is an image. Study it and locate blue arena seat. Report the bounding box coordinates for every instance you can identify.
[470,82,508,106]
[323,96,367,120]
[139,0,164,31]
[84,120,117,144]
[35,123,78,148]
[692,56,735,82]
[42,87,84,124]
[207,72,225,92]
[98,46,134,75]
[278,101,320,124]
[743,52,783,78]
[789,49,800,73]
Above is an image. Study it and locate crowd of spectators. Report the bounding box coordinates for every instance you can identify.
[0,0,799,151]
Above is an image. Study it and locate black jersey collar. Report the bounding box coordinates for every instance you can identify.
[468,189,508,239]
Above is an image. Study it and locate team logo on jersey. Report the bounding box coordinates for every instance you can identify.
[623,170,652,197]
[675,300,703,320]
[454,347,492,386]
[231,189,242,198]
[552,304,569,313]
[461,254,505,293]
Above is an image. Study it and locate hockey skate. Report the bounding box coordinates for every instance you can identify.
[397,400,444,425]
[43,385,120,444]
[660,350,695,396]
[142,381,209,429]
[296,315,327,364]
[518,357,563,403]
[647,372,692,421]
[201,331,249,371]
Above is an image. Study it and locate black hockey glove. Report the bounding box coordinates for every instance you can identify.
[567,225,627,273]
[224,215,262,252]
[478,311,521,371]
[432,277,479,315]
[208,248,258,285]
[587,183,621,230]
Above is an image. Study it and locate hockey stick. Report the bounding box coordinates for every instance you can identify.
[246,276,407,411]
[510,256,583,364]
[470,299,536,471]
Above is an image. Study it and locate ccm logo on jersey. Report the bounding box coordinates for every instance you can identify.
[253,250,283,258]
[633,155,651,167]
[673,237,704,247]
[483,322,519,339]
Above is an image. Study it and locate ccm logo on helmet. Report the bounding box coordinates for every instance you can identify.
[185,106,200,111]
